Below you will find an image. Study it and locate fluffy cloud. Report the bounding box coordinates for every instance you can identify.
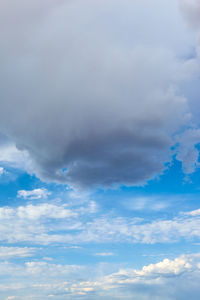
[0,203,79,244]
[65,253,200,299]
[0,253,200,299]
[0,200,200,245]
[0,0,198,188]
[17,188,51,200]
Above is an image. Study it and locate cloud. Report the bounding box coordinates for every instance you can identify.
[0,203,79,244]
[183,208,200,216]
[0,167,4,176]
[0,141,31,171]
[179,0,200,30]
[0,200,200,245]
[0,0,198,188]
[17,188,51,200]
[176,129,200,174]
[65,253,200,299]
[0,247,36,260]
[123,195,169,212]
[0,253,200,299]
[95,252,114,257]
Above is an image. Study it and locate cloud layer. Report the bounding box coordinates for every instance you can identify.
[1,199,200,245]
[1,253,200,300]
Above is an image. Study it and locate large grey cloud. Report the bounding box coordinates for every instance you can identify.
[0,0,199,188]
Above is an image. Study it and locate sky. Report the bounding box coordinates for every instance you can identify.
[0,0,200,299]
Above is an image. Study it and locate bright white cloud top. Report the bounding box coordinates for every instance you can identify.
[0,0,200,299]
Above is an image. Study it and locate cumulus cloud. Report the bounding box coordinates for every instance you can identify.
[64,253,200,299]
[0,203,79,244]
[0,0,198,188]
[0,200,200,245]
[17,188,51,200]
[0,253,200,299]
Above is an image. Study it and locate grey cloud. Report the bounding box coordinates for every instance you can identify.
[176,129,200,174]
[179,0,200,30]
[0,0,197,188]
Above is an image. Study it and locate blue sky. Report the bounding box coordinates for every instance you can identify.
[1,0,200,299]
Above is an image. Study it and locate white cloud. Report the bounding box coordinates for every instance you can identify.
[0,143,32,171]
[17,188,51,200]
[15,203,77,220]
[0,167,4,176]
[0,203,79,244]
[0,201,200,245]
[0,247,36,260]
[0,253,200,299]
[65,253,200,299]
[95,252,114,257]
[183,208,200,216]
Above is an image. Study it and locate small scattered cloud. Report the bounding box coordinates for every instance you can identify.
[0,247,36,260]
[183,208,200,216]
[0,167,4,176]
[17,188,51,200]
[95,252,114,257]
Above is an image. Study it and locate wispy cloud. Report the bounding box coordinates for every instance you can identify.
[123,196,169,212]
[0,247,36,260]
[95,252,114,257]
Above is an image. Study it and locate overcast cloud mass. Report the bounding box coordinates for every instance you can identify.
[0,0,200,188]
